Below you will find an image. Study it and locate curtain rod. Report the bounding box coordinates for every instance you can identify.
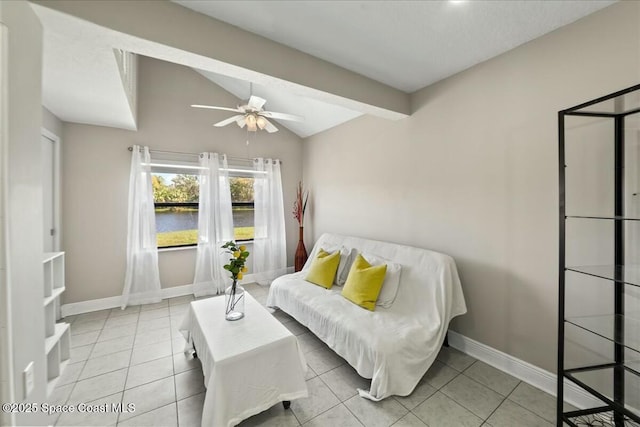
[126,146,281,164]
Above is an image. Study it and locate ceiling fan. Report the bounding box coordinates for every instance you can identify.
[191,94,303,133]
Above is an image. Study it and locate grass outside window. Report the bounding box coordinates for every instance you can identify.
[157,227,254,248]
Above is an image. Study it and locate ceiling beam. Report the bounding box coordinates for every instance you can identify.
[31,0,410,120]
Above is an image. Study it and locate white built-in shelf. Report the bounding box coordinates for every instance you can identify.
[42,252,63,264]
[46,359,70,397]
[42,252,69,397]
[45,322,69,354]
[43,252,64,298]
[43,287,65,307]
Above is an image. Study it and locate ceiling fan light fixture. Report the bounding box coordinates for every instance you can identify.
[256,115,267,130]
[246,113,258,132]
[193,94,302,133]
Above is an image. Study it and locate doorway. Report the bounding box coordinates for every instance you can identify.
[41,129,60,253]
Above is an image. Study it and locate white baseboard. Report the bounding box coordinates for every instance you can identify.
[447,330,602,410]
[60,283,194,317]
[60,268,295,317]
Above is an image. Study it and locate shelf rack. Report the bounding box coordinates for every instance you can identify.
[42,252,70,396]
[558,83,640,426]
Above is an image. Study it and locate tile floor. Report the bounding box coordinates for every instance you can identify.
[50,283,564,427]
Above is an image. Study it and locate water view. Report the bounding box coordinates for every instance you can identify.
[156,207,255,246]
[156,208,198,232]
[156,208,254,232]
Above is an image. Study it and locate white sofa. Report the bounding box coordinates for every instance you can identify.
[266,233,467,401]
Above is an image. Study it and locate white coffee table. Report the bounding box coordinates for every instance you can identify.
[179,292,308,427]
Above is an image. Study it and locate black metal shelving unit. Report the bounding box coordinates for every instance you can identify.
[559,83,640,426]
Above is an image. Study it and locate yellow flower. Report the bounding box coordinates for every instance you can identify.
[242,266,248,273]
[239,245,246,251]
[233,251,240,258]
[237,272,243,280]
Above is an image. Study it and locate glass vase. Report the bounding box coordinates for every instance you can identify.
[224,281,245,321]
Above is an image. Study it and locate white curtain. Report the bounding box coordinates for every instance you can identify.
[122,145,162,308]
[253,158,287,284]
[193,153,234,297]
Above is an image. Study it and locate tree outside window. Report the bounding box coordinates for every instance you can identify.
[230,177,255,241]
[153,173,199,248]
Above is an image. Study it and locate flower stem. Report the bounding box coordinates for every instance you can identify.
[230,292,244,311]
[225,282,244,314]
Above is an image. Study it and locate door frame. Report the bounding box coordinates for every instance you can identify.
[41,127,61,252]
[0,22,14,427]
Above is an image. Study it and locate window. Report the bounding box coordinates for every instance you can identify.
[153,172,199,248]
[230,176,255,241]
[152,168,256,248]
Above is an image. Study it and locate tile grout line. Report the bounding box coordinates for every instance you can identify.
[476,382,515,425]
[123,314,185,423]
[500,385,556,425]
[169,299,181,427]
[50,352,89,426]
[56,309,120,426]
[429,369,492,422]
[116,305,141,426]
[110,309,134,426]
[307,344,366,427]
[436,348,555,423]
[459,359,515,424]
[75,316,108,374]
[342,401,367,427]
[118,306,184,424]
[299,399,345,426]
[431,360,464,392]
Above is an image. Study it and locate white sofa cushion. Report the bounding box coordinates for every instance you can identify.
[361,253,402,308]
[323,245,355,286]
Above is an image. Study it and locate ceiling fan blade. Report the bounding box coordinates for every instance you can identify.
[192,104,243,113]
[247,95,267,111]
[261,117,279,133]
[260,111,304,122]
[213,115,245,127]
[237,117,246,128]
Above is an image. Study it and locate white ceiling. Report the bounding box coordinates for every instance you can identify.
[36,0,615,137]
[174,0,615,93]
[39,16,137,130]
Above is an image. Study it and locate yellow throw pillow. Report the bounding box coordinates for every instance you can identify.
[305,249,341,289]
[341,254,387,311]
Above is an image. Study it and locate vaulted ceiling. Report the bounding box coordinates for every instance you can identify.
[34,0,615,138]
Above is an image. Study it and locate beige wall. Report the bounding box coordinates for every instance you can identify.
[0,1,48,424]
[302,2,640,374]
[62,56,302,304]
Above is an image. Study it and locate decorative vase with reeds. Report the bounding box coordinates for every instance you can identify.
[293,182,309,272]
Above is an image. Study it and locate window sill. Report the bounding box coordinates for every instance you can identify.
[158,246,197,253]
[158,241,254,253]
